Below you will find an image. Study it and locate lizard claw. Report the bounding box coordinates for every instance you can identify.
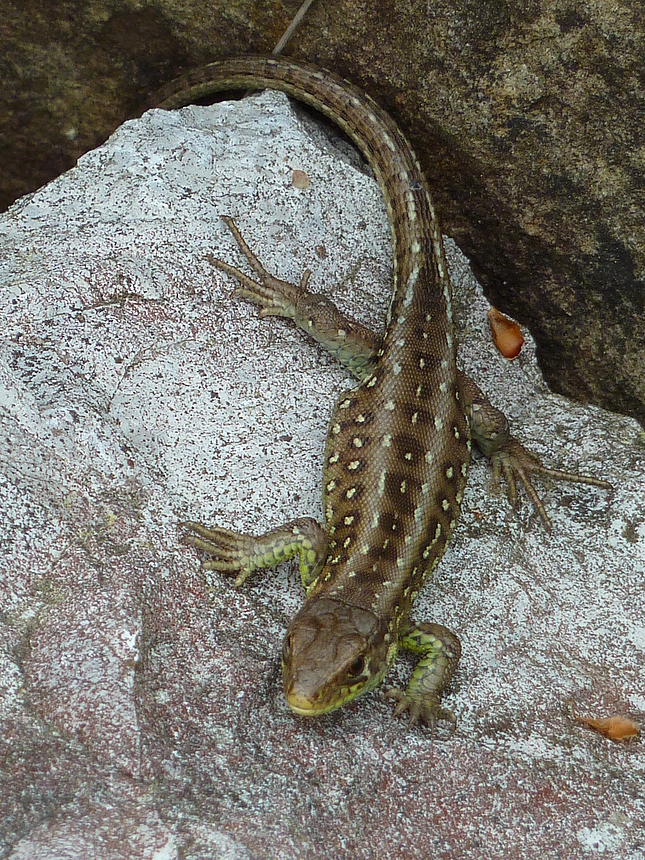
[179,520,256,586]
[385,687,457,733]
[180,517,326,591]
[459,372,612,530]
[491,437,613,531]
[206,216,306,320]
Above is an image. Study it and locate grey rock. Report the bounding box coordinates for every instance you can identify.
[0,88,643,860]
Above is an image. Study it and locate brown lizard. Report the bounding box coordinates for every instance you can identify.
[155,56,611,727]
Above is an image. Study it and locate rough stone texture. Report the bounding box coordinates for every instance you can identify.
[1,90,644,860]
[1,0,645,425]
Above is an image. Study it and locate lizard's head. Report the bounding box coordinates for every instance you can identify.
[281,597,395,716]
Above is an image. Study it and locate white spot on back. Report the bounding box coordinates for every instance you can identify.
[403,268,419,307]
[378,470,386,496]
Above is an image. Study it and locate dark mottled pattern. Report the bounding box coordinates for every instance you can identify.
[158,57,470,701]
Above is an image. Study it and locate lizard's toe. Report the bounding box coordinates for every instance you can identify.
[386,687,456,732]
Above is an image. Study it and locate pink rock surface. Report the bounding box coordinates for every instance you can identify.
[1,91,643,859]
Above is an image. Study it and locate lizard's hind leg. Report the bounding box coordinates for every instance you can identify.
[208,216,380,380]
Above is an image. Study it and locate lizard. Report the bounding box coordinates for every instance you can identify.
[155,56,611,728]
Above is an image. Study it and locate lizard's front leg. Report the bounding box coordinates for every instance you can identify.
[181,517,327,592]
[387,621,462,731]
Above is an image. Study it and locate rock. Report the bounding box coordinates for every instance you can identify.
[1,87,643,860]
[2,2,645,423]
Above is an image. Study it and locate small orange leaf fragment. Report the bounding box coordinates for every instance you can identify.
[292,169,310,190]
[487,307,524,359]
[572,710,640,741]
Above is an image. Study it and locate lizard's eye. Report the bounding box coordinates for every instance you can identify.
[347,656,365,678]
[282,634,292,663]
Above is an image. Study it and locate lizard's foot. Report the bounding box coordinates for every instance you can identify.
[207,216,309,320]
[459,371,612,530]
[490,437,613,531]
[207,216,380,378]
[180,517,327,590]
[179,520,258,586]
[389,621,461,731]
[386,688,457,732]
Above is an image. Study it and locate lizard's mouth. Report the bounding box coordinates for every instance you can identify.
[285,679,369,717]
[284,686,344,717]
[285,692,318,716]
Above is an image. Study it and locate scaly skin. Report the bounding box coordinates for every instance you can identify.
[160,57,611,728]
